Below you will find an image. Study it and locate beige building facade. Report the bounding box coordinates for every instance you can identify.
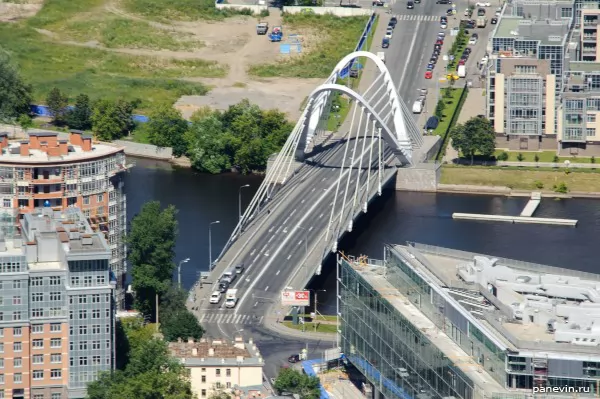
[168,337,264,399]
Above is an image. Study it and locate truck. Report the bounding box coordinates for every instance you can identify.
[225,289,238,308]
[256,22,268,35]
[269,26,283,42]
[476,16,487,28]
[457,64,467,78]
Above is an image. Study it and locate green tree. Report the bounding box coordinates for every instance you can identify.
[591,155,596,164]
[516,153,525,162]
[159,286,204,342]
[185,114,232,174]
[496,151,509,161]
[534,154,540,163]
[273,368,321,399]
[450,116,495,165]
[552,154,560,163]
[147,104,188,157]
[435,100,445,119]
[91,99,135,141]
[67,94,92,130]
[0,51,32,123]
[17,114,33,132]
[128,201,178,319]
[46,87,69,125]
[209,392,232,399]
[554,182,568,193]
[87,338,194,399]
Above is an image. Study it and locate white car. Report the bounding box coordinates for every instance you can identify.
[385,28,393,39]
[476,1,490,6]
[469,37,478,45]
[440,22,448,29]
[209,291,222,304]
[438,31,446,37]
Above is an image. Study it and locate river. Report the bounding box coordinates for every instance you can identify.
[125,157,600,313]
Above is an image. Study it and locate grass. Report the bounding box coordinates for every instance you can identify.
[282,321,338,334]
[27,0,106,28]
[0,24,226,111]
[440,165,600,192]
[493,150,596,164]
[122,0,254,21]
[326,95,350,132]
[248,14,369,78]
[58,17,199,51]
[434,87,467,161]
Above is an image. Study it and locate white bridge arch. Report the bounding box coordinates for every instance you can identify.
[217,50,424,264]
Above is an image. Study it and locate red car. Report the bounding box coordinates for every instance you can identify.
[436,39,444,45]
[425,71,433,79]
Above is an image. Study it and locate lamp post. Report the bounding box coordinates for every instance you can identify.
[209,221,220,271]
[239,184,250,220]
[298,226,309,280]
[310,289,327,318]
[177,258,190,289]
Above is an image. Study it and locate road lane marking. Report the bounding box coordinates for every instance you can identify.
[319,213,324,218]
[311,188,316,192]
[264,286,269,291]
[268,235,275,243]
[398,21,422,92]
[275,226,282,234]
[298,240,303,246]
[287,254,292,260]
[301,199,305,203]
[283,217,290,224]
[283,228,288,233]
[308,226,313,232]
[264,251,270,257]
[254,302,259,307]
[254,255,260,264]
[250,249,256,256]
[268,226,274,233]
[321,177,326,181]
[260,244,267,252]
[276,270,281,275]
[290,209,297,216]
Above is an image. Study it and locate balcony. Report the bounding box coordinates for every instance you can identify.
[32,176,62,184]
[33,191,63,199]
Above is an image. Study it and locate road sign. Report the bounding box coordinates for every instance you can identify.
[281,290,310,306]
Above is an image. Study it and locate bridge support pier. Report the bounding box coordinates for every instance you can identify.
[294,149,306,162]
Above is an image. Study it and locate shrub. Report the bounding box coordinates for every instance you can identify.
[554,182,568,194]
[516,153,524,162]
[533,154,539,163]
[534,181,544,189]
[592,156,596,164]
[552,155,559,163]
[496,151,508,161]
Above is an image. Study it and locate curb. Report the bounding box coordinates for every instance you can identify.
[263,305,337,342]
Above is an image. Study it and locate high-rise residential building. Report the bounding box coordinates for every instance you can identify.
[0,130,128,306]
[339,243,600,399]
[0,206,115,399]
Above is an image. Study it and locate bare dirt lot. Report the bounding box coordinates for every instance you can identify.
[4,0,322,120]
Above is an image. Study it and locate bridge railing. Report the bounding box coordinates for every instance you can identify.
[339,13,377,79]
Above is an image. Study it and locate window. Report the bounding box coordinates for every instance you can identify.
[50,292,61,301]
[79,357,88,366]
[97,275,105,285]
[588,114,597,123]
[13,280,21,289]
[49,276,61,286]
[32,293,43,302]
[13,358,21,368]
[92,341,101,350]
[78,295,87,304]
[92,325,100,334]
[92,294,101,303]
[79,310,87,319]
[83,196,90,205]
[79,342,88,351]
[32,309,43,318]
[32,354,44,364]
[71,276,80,286]
[79,326,87,334]
[32,370,44,380]
[215,382,222,389]
[587,127,596,137]
[13,373,22,384]
[92,310,100,319]
[0,344,4,353]
[0,359,3,368]
[32,339,44,349]
[0,374,3,384]
[2,199,9,208]
[216,368,221,376]
[226,368,231,377]
[51,354,62,363]
[31,277,43,286]
[13,311,21,321]
[0,312,3,321]
[201,390,206,398]
[52,394,62,399]
[50,369,62,379]
[84,276,92,286]
[50,338,61,348]
[13,327,22,337]
[50,323,61,332]
[92,355,101,365]
[226,382,231,389]
[13,342,22,352]
[201,375,206,383]
[97,194,104,202]
[33,394,44,399]
[0,328,3,337]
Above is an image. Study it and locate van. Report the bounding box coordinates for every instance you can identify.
[221,267,237,284]
[412,97,425,114]
[457,65,467,78]
[377,52,386,64]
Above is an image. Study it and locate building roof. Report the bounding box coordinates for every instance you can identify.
[389,243,600,358]
[169,337,264,367]
[494,17,569,45]
[568,61,600,74]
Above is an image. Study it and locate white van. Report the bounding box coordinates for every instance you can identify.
[412,98,425,114]
[377,51,386,64]
[221,267,237,284]
[457,65,466,78]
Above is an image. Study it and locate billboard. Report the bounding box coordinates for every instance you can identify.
[281,290,310,306]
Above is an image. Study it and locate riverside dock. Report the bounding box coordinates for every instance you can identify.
[452,192,578,227]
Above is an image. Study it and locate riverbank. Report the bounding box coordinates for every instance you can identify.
[438,166,600,198]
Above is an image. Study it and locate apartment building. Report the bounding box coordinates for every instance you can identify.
[487,15,570,150]
[0,206,114,399]
[339,244,600,399]
[0,130,128,306]
[168,337,264,399]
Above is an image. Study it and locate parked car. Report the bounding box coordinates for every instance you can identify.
[477,8,486,16]
[436,39,444,45]
[469,33,478,45]
[430,57,438,65]
[407,1,414,8]
[424,116,439,132]
[390,16,398,26]
[288,354,301,363]
[382,37,390,48]
[436,0,450,4]
[372,0,385,5]
[440,20,448,29]
[464,8,473,17]
[425,71,433,79]
[475,1,490,6]
[463,47,472,55]
[427,63,434,71]
[491,17,498,24]
[385,27,393,38]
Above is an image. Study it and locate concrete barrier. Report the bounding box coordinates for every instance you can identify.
[112,140,173,160]
[283,6,372,16]
[215,3,267,13]
[452,213,578,226]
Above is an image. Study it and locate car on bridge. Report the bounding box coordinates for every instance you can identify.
[218,281,229,293]
[209,291,222,304]
[235,263,245,274]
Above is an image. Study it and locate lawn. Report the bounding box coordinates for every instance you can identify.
[440,165,600,192]
[282,321,338,334]
[248,14,370,79]
[433,87,467,161]
[494,150,596,164]
[122,0,252,21]
[326,95,350,132]
[0,24,226,111]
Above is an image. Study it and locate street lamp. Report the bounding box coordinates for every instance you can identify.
[298,226,309,280]
[310,289,327,319]
[177,257,190,289]
[208,221,220,271]
[239,184,250,220]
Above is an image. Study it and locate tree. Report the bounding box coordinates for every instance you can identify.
[185,114,232,174]
[496,151,508,161]
[209,392,232,399]
[46,87,69,125]
[147,104,189,157]
[128,201,178,319]
[273,368,321,399]
[17,114,33,132]
[66,94,92,130]
[516,153,525,162]
[159,286,204,342]
[552,154,560,163]
[435,100,445,119]
[0,51,32,123]
[450,116,495,165]
[91,99,135,141]
[534,154,540,163]
[87,338,194,399]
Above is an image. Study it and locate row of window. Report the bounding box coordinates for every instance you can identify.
[32,394,62,399]
[70,294,108,304]
[0,339,62,352]
[70,309,111,320]
[0,261,25,273]
[0,324,62,337]
[199,384,233,397]
[70,355,107,366]
[30,277,62,286]
[70,324,110,336]
[31,292,63,302]
[70,340,111,351]
[0,353,62,368]
[70,275,106,287]
[82,194,104,205]
[0,369,62,384]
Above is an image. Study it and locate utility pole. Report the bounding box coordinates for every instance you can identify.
[239,184,250,220]
[177,258,190,288]
[155,293,159,332]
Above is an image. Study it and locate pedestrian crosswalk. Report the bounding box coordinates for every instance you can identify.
[199,313,264,325]
[392,14,441,22]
